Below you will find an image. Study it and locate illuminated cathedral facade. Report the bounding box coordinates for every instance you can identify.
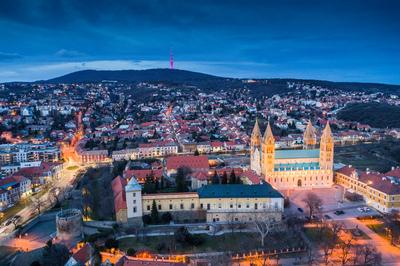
[250,120,334,190]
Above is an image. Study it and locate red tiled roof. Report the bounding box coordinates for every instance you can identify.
[166,155,209,171]
[191,171,209,181]
[71,243,93,264]
[337,166,400,195]
[112,176,127,213]
[210,141,223,147]
[240,170,263,184]
[386,168,400,177]
[123,169,163,183]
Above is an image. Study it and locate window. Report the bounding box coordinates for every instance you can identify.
[133,200,136,204]
[147,205,150,211]
[133,193,136,197]
[200,203,203,209]
[246,203,250,208]
[238,204,241,208]
[158,205,162,210]
[218,203,222,208]
[169,204,173,210]
[230,204,233,208]
[207,203,210,210]
[191,203,195,209]
[254,203,258,210]
[133,207,137,213]
[180,203,184,210]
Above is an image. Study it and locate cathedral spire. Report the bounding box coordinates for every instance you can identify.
[321,121,332,140]
[251,118,262,148]
[303,120,316,148]
[263,121,274,143]
[251,118,261,138]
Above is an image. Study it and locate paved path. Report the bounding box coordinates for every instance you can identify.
[340,217,400,265]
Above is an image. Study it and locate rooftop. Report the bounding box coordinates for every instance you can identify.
[198,184,282,199]
[275,149,319,159]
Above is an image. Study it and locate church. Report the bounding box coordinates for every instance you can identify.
[250,120,334,190]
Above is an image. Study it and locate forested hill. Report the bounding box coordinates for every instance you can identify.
[337,102,400,128]
[37,69,400,96]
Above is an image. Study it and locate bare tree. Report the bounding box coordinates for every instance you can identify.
[383,209,400,245]
[320,221,344,265]
[31,196,46,215]
[302,192,323,220]
[226,211,237,234]
[253,214,275,248]
[338,238,354,266]
[353,244,382,266]
[49,187,63,206]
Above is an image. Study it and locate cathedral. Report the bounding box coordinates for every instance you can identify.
[250,120,334,190]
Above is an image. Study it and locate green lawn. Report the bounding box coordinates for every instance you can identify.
[366,223,389,240]
[118,232,304,254]
[66,165,79,171]
[303,227,339,244]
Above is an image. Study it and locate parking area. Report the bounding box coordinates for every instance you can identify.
[284,185,380,220]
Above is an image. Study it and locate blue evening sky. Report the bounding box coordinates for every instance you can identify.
[0,0,399,83]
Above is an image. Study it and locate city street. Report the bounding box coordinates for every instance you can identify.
[0,161,88,239]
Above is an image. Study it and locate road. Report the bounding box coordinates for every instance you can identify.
[0,161,89,239]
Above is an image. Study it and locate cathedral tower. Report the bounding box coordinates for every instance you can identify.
[303,120,317,149]
[262,122,275,175]
[319,121,334,171]
[250,119,262,174]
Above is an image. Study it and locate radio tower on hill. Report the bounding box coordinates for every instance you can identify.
[170,49,174,70]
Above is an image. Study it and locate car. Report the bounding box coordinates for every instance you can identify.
[4,219,12,226]
[297,207,304,213]
[334,210,345,215]
[324,214,332,220]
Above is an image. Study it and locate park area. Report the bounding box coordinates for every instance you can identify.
[118,231,305,255]
[334,139,400,173]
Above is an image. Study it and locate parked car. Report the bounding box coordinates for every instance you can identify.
[334,210,345,215]
[324,214,332,220]
[297,207,304,213]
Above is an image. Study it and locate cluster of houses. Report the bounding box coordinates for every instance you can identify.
[0,142,63,211]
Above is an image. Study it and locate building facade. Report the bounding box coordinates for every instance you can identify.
[250,120,334,190]
[336,166,400,213]
[116,176,284,225]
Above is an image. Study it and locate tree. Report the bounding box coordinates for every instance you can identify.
[175,167,189,192]
[353,244,382,266]
[302,192,323,220]
[49,188,62,207]
[42,239,70,266]
[253,215,275,247]
[31,196,46,215]
[383,209,400,245]
[161,212,173,224]
[229,170,236,184]
[212,171,220,184]
[320,221,343,265]
[221,171,228,184]
[143,173,156,193]
[126,248,136,256]
[150,200,159,224]
[338,238,354,266]
[105,238,119,249]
